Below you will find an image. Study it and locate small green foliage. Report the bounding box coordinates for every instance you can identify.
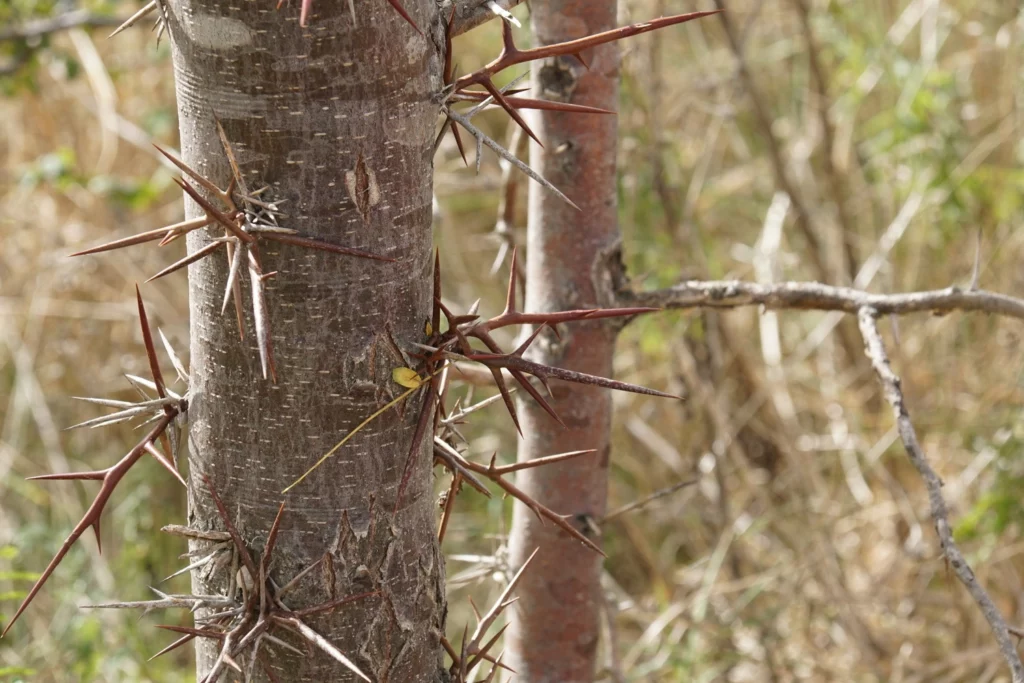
[955,428,1024,542]
[18,147,80,189]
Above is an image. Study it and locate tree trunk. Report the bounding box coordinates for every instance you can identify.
[506,1,620,680]
[165,1,446,680]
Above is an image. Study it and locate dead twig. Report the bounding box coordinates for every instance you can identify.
[858,308,1024,682]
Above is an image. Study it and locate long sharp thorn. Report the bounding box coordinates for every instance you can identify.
[214,117,248,196]
[160,549,220,583]
[450,119,469,166]
[262,501,287,572]
[481,79,542,146]
[446,109,579,210]
[432,249,442,336]
[489,366,521,434]
[508,367,564,426]
[438,474,460,543]
[201,473,258,578]
[490,449,595,475]
[125,374,181,399]
[69,219,206,257]
[386,0,422,36]
[249,249,276,383]
[223,241,246,340]
[454,10,722,92]
[157,624,226,640]
[2,416,173,637]
[108,0,157,38]
[433,440,491,497]
[154,16,166,45]
[394,389,437,513]
[143,442,186,487]
[149,633,196,661]
[154,144,230,203]
[158,328,188,385]
[504,247,518,314]
[261,232,394,262]
[276,616,372,682]
[452,91,615,115]
[478,354,681,399]
[135,286,169,406]
[512,324,546,358]
[173,178,252,244]
[145,239,226,283]
[64,405,151,431]
[71,396,135,409]
[26,470,106,481]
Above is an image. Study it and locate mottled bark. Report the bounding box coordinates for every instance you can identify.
[165,1,446,680]
[506,1,620,680]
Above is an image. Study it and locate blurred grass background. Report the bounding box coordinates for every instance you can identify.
[3,0,1024,681]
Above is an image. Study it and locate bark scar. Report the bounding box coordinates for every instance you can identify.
[345,152,381,222]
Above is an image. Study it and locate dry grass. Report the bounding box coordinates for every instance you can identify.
[3,0,1024,681]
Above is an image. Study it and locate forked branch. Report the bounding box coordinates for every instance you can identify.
[858,308,1024,681]
[2,289,187,637]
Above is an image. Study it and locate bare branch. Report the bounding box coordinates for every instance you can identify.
[858,308,1024,682]
[0,9,123,42]
[620,280,1024,321]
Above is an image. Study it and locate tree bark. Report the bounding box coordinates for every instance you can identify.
[506,1,620,680]
[165,1,446,680]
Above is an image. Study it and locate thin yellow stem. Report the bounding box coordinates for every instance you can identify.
[282,366,444,494]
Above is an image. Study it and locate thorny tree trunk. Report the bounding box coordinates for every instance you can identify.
[507,0,620,680]
[166,1,446,680]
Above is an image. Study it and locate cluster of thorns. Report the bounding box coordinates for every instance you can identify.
[1,2,722,680]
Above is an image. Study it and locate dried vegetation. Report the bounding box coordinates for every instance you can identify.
[3,0,1024,681]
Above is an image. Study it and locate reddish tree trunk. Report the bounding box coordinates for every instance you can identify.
[506,1,620,680]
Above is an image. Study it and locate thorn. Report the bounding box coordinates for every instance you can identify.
[69,217,210,257]
[2,415,174,637]
[155,144,231,205]
[248,248,277,383]
[386,0,422,36]
[145,238,227,283]
[481,78,542,147]
[451,91,614,115]
[173,177,253,244]
[201,473,259,580]
[144,442,187,487]
[158,328,189,384]
[108,0,157,38]
[135,285,169,405]
[445,109,579,210]
[503,247,519,315]
[432,249,442,337]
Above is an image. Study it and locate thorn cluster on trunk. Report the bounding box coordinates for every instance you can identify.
[69,123,393,383]
[289,249,677,559]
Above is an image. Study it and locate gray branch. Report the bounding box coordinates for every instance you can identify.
[0,9,123,42]
[618,279,1024,321]
[442,0,525,37]
[858,308,1024,683]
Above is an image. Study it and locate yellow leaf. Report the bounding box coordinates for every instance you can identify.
[425,320,433,337]
[392,367,422,389]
